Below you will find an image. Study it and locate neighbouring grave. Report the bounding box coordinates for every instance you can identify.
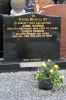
[40,4,66,59]
[0,0,11,14]
[0,15,3,59]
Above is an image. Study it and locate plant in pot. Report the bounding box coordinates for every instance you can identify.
[34,59,64,90]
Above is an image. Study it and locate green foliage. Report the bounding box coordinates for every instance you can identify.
[49,71,63,87]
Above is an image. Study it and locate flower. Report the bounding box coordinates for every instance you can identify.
[41,63,46,68]
[50,69,54,74]
[54,65,59,69]
[61,75,64,79]
[34,59,64,87]
[59,75,64,80]
[48,59,52,63]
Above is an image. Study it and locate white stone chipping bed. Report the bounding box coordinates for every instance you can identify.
[0,70,66,100]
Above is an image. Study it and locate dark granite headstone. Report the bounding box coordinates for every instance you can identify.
[0,0,11,14]
[3,13,61,62]
[0,15,3,58]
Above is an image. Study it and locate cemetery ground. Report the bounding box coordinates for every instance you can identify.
[0,64,66,100]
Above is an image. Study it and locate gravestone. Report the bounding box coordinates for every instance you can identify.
[0,0,2,13]
[0,0,11,14]
[0,15,3,59]
[40,4,66,59]
[35,0,54,12]
[3,13,60,62]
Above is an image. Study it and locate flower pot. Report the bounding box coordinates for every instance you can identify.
[38,78,53,90]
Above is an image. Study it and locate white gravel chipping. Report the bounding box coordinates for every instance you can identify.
[0,70,66,100]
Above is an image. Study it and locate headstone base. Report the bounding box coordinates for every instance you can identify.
[0,60,66,72]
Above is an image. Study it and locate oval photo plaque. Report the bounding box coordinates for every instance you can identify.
[10,0,26,12]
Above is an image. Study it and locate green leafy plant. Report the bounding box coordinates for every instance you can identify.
[34,59,64,87]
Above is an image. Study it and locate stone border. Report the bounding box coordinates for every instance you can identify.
[0,60,66,70]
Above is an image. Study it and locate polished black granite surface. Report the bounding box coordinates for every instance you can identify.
[3,13,60,61]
